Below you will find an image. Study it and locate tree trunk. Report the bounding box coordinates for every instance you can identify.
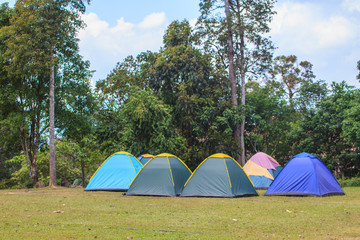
[225,0,242,164]
[49,48,57,187]
[239,31,246,166]
[81,160,85,188]
[30,157,38,183]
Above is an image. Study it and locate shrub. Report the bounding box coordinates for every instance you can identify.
[339,177,360,187]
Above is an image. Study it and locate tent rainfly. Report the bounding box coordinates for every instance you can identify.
[85,151,142,191]
[265,152,345,197]
[137,154,154,165]
[243,152,282,189]
[180,153,258,198]
[126,153,192,197]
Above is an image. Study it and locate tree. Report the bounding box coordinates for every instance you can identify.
[289,82,359,178]
[119,87,186,157]
[357,60,360,82]
[0,3,22,187]
[95,21,230,167]
[271,55,315,108]
[198,0,276,165]
[42,0,91,187]
[153,20,229,167]
[245,81,293,163]
[55,51,98,186]
[1,0,90,185]
[294,78,328,113]
[95,51,159,155]
[96,51,157,107]
[341,88,360,175]
[224,0,241,165]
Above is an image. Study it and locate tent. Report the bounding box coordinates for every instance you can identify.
[265,152,345,196]
[127,153,192,197]
[85,151,143,191]
[180,153,258,198]
[243,152,282,189]
[137,154,154,165]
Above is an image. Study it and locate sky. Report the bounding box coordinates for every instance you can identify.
[4,0,360,88]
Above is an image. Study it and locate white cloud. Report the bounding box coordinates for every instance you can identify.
[314,16,355,48]
[269,1,360,87]
[270,2,356,53]
[138,12,166,29]
[342,0,360,12]
[111,18,134,33]
[78,12,168,84]
[80,13,109,38]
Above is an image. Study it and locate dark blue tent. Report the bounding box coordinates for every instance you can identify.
[265,152,344,197]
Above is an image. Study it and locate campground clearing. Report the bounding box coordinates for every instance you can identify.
[0,187,359,239]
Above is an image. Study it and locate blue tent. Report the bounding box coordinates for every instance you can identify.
[265,152,345,197]
[85,151,143,191]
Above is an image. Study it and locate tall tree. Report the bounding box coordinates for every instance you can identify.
[43,0,91,187]
[0,3,21,185]
[154,20,230,167]
[357,60,360,82]
[271,55,315,108]
[198,0,276,165]
[1,0,90,185]
[224,0,241,164]
[55,51,96,186]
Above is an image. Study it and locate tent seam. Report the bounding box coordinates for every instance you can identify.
[127,154,137,174]
[167,156,175,187]
[224,158,232,188]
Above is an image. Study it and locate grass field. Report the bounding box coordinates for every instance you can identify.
[0,187,359,239]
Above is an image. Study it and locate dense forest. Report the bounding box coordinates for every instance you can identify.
[0,0,359,188]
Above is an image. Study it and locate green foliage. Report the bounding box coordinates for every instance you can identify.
[5,155,33,188]
[270,55,316,107]
[289,82,360,177]
[339,177,360,187]
[96,51,158,107]
[0,0,91,184]
[198,0,276,78]
[3,139,104,188]
[342,89,360,147]
[118,87,186,158]
[246,82,293,163]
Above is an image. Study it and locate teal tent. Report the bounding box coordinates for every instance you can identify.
[181,153,258,198]
[85,151,142,191]
[127,153,192,197]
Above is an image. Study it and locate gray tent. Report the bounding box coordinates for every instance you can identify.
[127,153,192,197]
[181,153,258,198]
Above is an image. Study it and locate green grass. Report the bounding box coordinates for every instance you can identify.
[0,187,359,239]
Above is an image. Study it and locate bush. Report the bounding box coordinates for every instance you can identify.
[339,177,360,187]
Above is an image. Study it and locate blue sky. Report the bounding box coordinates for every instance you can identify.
[4,0,360,88]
